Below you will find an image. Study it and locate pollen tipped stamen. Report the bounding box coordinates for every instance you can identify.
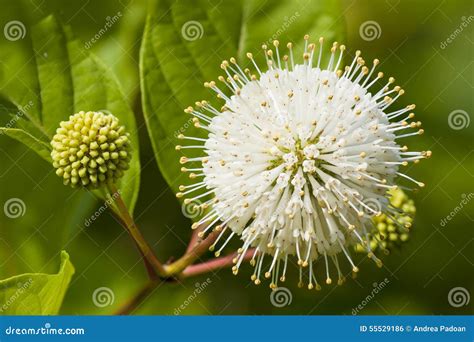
[177,35,426,288]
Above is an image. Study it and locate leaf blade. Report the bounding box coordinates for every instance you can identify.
[0,251,75,315]
[31,16,74,136]
[66,34,141,213]
[141,0,345,194]
[0,127,51,162]
[1,15,141,213]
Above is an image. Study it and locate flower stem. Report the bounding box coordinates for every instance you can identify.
[163,229,219,276]
[108,183,165,278]
[185,225,203,253]
[115,281,159,315]
[115,227,251,314]
[182,249,256,278]
[116,248,254,315]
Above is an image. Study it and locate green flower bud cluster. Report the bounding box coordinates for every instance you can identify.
[51,111,131,189]
[356,188,416,254]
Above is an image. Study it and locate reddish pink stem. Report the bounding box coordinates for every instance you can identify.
[186,226,203,253]
[181,249,256,278]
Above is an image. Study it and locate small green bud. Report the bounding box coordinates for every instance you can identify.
[51,111,131,189]
[356,188,416,254]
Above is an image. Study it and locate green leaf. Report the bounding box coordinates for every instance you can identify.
[0,15,140,213]
[0,35,43,125]
[0,128,51,162]
[65,30,141,213]
[141,0,345,194]
[0,251,75,315]
[32,17,75,136]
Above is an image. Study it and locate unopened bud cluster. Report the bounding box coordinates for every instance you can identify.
[356,188,416,254]
[51,111,131,188]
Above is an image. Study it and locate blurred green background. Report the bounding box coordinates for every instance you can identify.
[0,0,472,315]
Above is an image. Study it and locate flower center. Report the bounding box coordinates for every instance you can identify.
[271,139,321,176]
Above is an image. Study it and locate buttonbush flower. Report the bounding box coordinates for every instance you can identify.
[177,36,431,289]
[51,111,131,188]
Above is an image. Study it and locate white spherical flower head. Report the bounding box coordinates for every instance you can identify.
[177,36,430,289]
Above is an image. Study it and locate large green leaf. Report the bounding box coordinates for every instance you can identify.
[0,15,140,213]
[0,128,51,162]
[0,251,74,315]
[141,0,345,194]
